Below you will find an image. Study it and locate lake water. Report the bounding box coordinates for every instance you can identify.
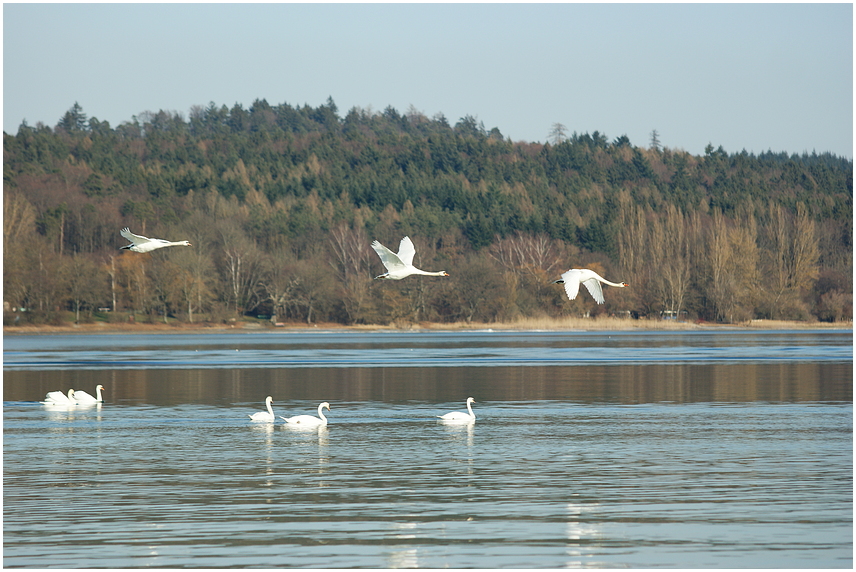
[3,329,852,568]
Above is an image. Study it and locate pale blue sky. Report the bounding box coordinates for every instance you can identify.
[3,3,852,157]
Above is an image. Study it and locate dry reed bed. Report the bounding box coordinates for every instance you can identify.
[5,317,850,335]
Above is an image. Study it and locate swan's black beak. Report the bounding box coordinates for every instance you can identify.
[553,279,564,284]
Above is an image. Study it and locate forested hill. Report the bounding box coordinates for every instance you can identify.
[3,99,853,326]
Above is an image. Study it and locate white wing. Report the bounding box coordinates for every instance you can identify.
[396,236,417,267]
[581,278,606,304]
[73,390,96,403]
[560,269,583,301]
[283,415,321,425]
[45,390,69,403]
[371,240,407,272]
[439,411,471,421]
[120,227,151,246]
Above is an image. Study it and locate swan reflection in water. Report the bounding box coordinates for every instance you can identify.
[385,523,419,569]
[282,423,330,477]
[564,500,605,567]
[250,420,275,484]
[43,402,102,421]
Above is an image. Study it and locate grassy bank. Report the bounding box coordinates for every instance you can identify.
[3,315,850,335]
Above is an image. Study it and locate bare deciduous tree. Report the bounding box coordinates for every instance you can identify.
[548,122,568,145]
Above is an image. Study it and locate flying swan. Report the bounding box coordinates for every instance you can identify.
[554,269,628,304]
[438,397,476,423]
[249,396,276,422]
[42,389,76,405]
[371,236,449,280]
[280,402,331,426]
[73,384,104,403]
[120,227,192,253]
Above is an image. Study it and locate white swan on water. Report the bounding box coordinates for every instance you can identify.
[280,402,331,426]
[42,388,76,405]
[371,236,449,280]
[438,397,476,423]
[73,384,104,403]
[554,268,628,304]
[120,227,192,253]
[249,396,276,422]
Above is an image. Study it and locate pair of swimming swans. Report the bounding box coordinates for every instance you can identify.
[41,385,105,405]
[249,397,330,427]
[250,397,477,425]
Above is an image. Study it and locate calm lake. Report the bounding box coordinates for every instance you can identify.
[3,329,852,568]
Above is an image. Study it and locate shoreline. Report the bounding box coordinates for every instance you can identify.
[3,317,851,335]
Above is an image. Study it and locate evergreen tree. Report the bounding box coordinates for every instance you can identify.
[58,102,88,133]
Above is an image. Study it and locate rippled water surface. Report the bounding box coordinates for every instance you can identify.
[4,330,852,568]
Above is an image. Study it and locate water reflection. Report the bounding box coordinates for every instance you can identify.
[249,422,275,485]
[386,522,419,569]
[564,500,605,567]
[3,331,851,568]
[440,419,475,448]
[7,361,851,404]
[42,401,103,420]
[282,424,329,477]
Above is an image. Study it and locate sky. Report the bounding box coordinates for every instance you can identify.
[3,2,853,158]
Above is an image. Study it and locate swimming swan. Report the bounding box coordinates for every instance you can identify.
[42,388,76,405]
[371,236,449,280]
[73,384,104,403]
[554,268,628,304]
[280,402,331,426]
[249,396,276,422]
[438,397,476,423]
[120,227,192,253]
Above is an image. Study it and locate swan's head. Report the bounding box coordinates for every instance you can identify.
[96,384,104,390]
[265,396,273,403]
[466,397,475,404]
[620,282,629,287]
[320,401,331,411]
[181,241,192,247]
[440,271,450,277]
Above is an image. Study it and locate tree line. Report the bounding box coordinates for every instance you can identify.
[3,99,852,326]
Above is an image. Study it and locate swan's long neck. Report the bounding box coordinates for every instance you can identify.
[600,279,626,288]
[317,404,327,423]
[266,399,274,416]
[416,269,446,277]
[95,386,103,401]
[466,400,475,418]
[67,389,75,400]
